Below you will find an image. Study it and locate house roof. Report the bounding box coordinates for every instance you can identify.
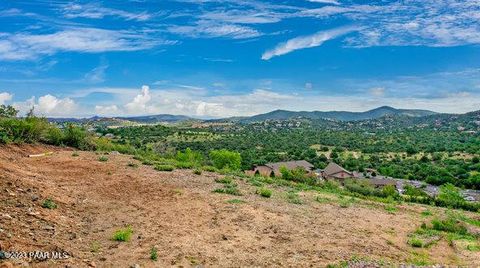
[323,162,351,176]
[365,178,397,186]
[265,160,314,171]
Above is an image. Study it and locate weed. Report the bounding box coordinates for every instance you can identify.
[202,166,217,172]
[227,199,246,204]
[408,238,424,248]
[150,246,158,261]
[421,209,432,217]
[112,226,133,242]
[466,243,480,251]
[90,241,101,253]
[215,176,234,184]
[213,184,242,196]
[71,152,79,157]
[286,191,303,204]
[315,196,331,203]
[384,204,398,214]
[98,156,108,162]
[257,188,272,198]
[41,198,57,209]
[127,162,138,168]
[172,189,183,195]
[193,169,202,175]
[154,165,175,172]
[142,159,154,166]
[407,251,431,266]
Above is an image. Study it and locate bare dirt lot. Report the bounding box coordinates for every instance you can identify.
[1,145,479,267]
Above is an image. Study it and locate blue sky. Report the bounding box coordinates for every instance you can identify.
[0,0,479,117]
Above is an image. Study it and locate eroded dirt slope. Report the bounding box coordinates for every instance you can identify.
[0,145,479,267]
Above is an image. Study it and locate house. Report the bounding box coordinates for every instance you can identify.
[322,162,354,181]
[247,160,315,177]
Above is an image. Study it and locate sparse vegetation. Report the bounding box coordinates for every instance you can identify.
[41,198,57,209]
[98,156,109,162]
[112,226,133,242]
[150,246,158,261]
[154,164,175,172]
[213,184,242,196]
[257,188,272,198]
[227,199,246,204]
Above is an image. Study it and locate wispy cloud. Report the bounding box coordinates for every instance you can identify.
[262,26,359,60]
[308,0,340,5]
[168,20,261,39]
[84,62,109,83]
[61,3,152,21]
[0,28,173,60]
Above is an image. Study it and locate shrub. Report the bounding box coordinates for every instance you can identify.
[408,238,424,248]
[286,192,303,204]
[155,165,175,172]
[45,126,64,145]
[176,148,203,167]
[202,165,217,172]
[213,184,241,196]
[113,226,133,242]
[209,149,242,170]
[279,166,316,185]
[257,188,272,198]
[98,156,109,162]
[431,217,468,235]
[72,152,79,157]
[63,124,95,150]
[193,169,202,175]
[150,246,158,261]
[175,161,193,169]
[436,183,465,208]
[215,176,234,184]
[0,105,18,118]
[41,198,57,209]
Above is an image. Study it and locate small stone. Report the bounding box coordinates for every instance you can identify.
[130,264,140,268]
[31,195,39,202]
[88,261,96,267]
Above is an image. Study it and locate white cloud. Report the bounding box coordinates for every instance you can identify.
[369,87,385,97]
[62,3,152,21]
[0,28,169,61]
[0,92,13,105]
[262,26,359,60]
[37,95,77,115]
[168,20,261,39]
[12,95,77,117]
[125,85,152,113]
[84,63,109,83]
[308,0,340,5]
[95,105,119,115]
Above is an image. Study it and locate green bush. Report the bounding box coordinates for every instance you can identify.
[176,148,203,167]
[175,161,194,169]
[41,198,57,209]
[112,226,133,242]
[215,176,234,184]
[279,166,316,185]
[213,184,242,196]
[209,149,242,170]
[431,217,468,235]
[202,165,217,172]
[154,164,175,172]
[257,188,272,198]
[150,246,158,261]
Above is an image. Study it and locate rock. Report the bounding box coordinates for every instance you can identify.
[130,264,140,268]
[31,194,39,201]
[88,261,96,267]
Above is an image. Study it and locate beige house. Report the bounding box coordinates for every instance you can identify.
[246,160,315,177]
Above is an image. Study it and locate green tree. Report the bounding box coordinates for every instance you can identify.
[0,105,18,118]
[209,149,242,170]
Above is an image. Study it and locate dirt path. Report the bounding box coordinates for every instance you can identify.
[0,145,478,267]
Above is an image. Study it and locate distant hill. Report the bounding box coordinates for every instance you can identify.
[234,106,437,123]
[48,114,196,125]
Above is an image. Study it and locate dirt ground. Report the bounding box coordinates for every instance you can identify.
[0,145,479,267]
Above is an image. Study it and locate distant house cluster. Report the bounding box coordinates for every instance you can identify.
[245,160,480,202]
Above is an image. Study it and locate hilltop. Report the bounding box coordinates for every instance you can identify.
[1,145,479,267]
